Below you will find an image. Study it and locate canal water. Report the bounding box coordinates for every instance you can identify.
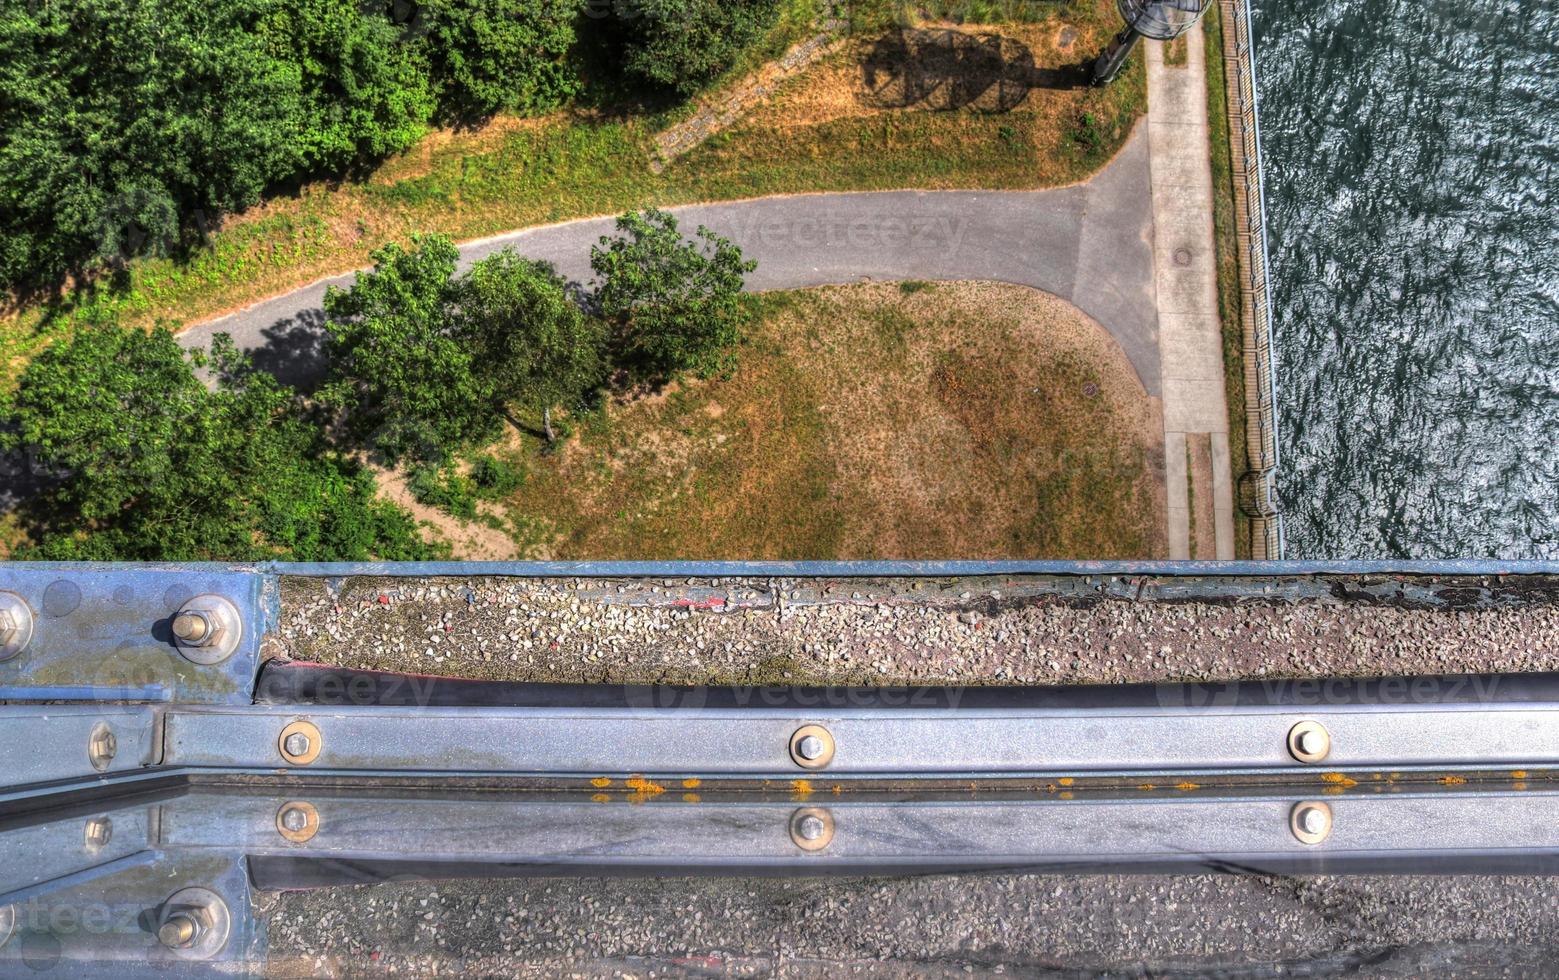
[1254,0,1558,558]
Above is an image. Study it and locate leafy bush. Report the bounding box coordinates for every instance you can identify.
[418,0,582,119]
[613,0,781,96]
[409,463,481,519]
[470,454,525,497]
[1,324,434,560]
[590,208,756,381]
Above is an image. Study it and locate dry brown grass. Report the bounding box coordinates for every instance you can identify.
[489,281,1166,560]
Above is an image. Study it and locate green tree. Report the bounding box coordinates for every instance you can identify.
[2,323,433,561]
[590,208,756,381]
[456,252,604,441]
[614,0,780,96]
[322,235,495,462]
[0,0,303,288]
[418,0,582,119]
[258,0,436,172]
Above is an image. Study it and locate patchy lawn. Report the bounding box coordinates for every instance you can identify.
[1,0,1145,388]
[466,281,1165,560]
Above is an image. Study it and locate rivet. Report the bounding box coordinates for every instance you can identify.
[789,724,835,770]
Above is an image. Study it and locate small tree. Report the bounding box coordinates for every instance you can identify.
[590,208,755,382]
[457,251,604,442]
[614,0,780,96]
[322,234,494,462]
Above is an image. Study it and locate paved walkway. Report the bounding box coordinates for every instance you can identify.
[179,131,1159,397]
[1146,32,1235,559]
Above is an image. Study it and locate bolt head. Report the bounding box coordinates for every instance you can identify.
[0,608,15,641]
[1299,807,1328,835]
[797,735,825,760]
[280,807,309,833]
[796,814,827,841]
[84,817,112,849]
[283,732,312,758]
[1297,730,1322,755]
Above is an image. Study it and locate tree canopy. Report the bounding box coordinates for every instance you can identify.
[612,0,781,96]
[0,0,583,292]
[2,323,433,561]
[590,208,756,380]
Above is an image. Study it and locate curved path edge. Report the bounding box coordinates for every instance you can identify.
[183,125,1159,395]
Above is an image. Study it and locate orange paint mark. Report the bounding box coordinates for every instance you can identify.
[590,777,611,788]
[790,779,814,800]
[682,792,701,803]
[1175,781,1200,791]
[1058,777,1074,786]
[1320,773,1358,788]
[1512,770,1529,779]
[681,777,701,789]
[591,793,610,804]
[625,775,667,804]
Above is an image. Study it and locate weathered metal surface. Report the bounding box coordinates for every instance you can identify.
[1,706,159,787]
[0,565,271,704]
[159,701,1559,777]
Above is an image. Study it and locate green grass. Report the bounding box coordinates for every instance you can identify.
[476,282,1165,560]
[1203,10,1253,559]
[0,0,1144,388]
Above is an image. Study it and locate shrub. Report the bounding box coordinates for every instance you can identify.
[614,0,781,96]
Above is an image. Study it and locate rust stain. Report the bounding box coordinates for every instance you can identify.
[1175,781,1200,791]
[591,793,610,804]
[1513,781,1529,791]
[1438,775,1467,786]
[1058,791,1074,800]
[682,792,702,803]
[831,784,843,795]
[791,779,815,800]
[1320,772,1358,788]
[1058,777,1074,786]
[1512,770,1529,779]
[590,777,611,788]
[681,777,701,789]
[1136,783,1156,791]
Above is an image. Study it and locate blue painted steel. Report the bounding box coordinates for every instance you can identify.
[0,566,270,705]
[264,559,1559,578]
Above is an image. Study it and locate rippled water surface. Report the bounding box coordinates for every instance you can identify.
[1254,0,1558,558]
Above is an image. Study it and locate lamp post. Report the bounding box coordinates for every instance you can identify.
[1091,0,1214,86]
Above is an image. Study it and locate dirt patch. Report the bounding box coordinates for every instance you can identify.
[375,465,520,560]
[489,281,1166,560]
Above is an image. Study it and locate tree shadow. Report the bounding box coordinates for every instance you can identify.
[860,28,1088,112]
[246,308,331,393]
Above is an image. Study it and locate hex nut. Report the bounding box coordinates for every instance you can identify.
[1290,800,1333,845]
[84,817,113,852]
[789,724,836,770]
[170,594,243,665]
[276,801,320,843]
[0,591,34,662]
[1287,720,1331,764]
[88,722,118,772]
[789,807,835,851]
[278,720,322,765]
[156,887,231,960]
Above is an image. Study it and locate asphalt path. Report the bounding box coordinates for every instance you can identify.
[182,125,1159,394]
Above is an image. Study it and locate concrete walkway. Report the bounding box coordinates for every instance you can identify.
[178,130,1159,396]
[1146,32,1235,559]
